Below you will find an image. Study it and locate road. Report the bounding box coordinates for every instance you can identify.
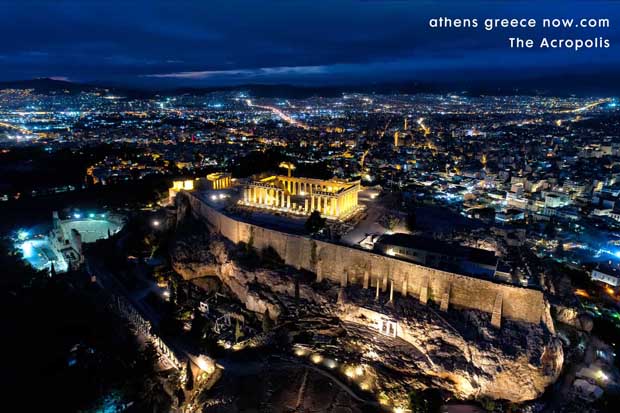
[245,99,310,130]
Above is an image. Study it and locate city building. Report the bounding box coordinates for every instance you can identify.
[591,263,620,288]
[169,179,195,203]
[374,233,499,278]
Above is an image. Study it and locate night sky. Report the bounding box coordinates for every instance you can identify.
[0,0,619,89]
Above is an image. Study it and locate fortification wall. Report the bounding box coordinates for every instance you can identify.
[183,192,546,325]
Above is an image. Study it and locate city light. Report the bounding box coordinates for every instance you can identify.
[1,37,616,412]
[196,356,214,373]
[21,241,34,258]
[310,354,323,364]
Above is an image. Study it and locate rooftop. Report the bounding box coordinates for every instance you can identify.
[376,233,498,267]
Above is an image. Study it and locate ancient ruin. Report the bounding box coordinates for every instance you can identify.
[241,175,361,219]
[169,188,564,406]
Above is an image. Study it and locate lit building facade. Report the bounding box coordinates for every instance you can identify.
[206,173,232,190]
[169,179,195,203]
[241,175,360,219]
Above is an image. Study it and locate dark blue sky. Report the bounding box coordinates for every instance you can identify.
[0,0,618,88]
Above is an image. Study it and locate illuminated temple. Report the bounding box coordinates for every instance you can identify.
[241,175,360,219]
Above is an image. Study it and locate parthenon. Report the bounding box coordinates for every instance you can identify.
[241,175,360,219]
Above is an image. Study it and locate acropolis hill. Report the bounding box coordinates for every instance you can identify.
[168,179,564,404]
[171,176,552,328]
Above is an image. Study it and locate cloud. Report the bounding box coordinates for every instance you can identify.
[144,65,327,79]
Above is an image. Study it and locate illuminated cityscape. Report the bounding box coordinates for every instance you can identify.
[2,1,620,413]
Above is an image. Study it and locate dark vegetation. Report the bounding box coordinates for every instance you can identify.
[231,148,332,179]
[304,210,326,234]
[408,388,442,413]
[0,145,170,233]
[0,240,170,412]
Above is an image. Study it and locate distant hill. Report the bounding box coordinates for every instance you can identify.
[1,73,618,99]
[0,78,153,99]
[166,82,446,99]
[0,78,104,93]
[0,78,441,99]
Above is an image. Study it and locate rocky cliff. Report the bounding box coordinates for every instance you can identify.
[169,214,563,404]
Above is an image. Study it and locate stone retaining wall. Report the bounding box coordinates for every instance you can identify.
[182,192,547,326]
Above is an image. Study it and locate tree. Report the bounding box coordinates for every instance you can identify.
[555,241,564,259]
[185,359,194,391]
[190,311,207,340]
[234,319,244,343]
[305,211,326,234]
[294,277,300,310]
[406,210,417,232]
[247,227,255,252]
[408,389,442,413]
[262,309,273,333]
[386,214,400,231]
[544,219,556,237]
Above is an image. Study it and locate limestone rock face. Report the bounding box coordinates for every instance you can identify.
[217,258,329,322]
[338,293,563,404]
[218,261,283,320]
[169,214,222,280]
[169,214,563,404]
[555,304,593,332]
[170,222,326,321]
[170,235,219,280]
